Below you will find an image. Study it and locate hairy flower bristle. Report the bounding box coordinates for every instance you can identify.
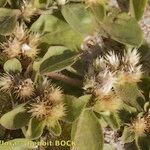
[49,86,63,103]
[84,67,116,97]
[94,57,106,71]
[22,33,40,58]
[132,117,147,136]
[1,23,40,59]
[94,70,117,96]
[21,0,39,22]
[50,103,66,120]
[28,81,65,121]
[118,49,142,84]
[13,23,27,40]
[15,78,34,99]
[84,48,142,97]
[105,51,120,70]
[1,38,21,58]
[0,74,13,91]
[28,99,52,120]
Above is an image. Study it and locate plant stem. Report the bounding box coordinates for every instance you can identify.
[9,92,15,108]
[34,71,39,85]
[21,127,27,137]
[46,72,83,88]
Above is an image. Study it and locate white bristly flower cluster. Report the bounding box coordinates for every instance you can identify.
[21,0,39,22]
[84,48,142,98]
[28,79,65,127]
[0,23,40,59]
[0,74,34,100]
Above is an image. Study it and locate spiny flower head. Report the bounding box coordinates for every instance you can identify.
[14,78,34,99]
[118,48,142,84]
[122,48,141,66]
[0,74,13,91]
[131,117,147,136]
[21,0,39,22]
[1,23,40,59]
[105,51,120,70]
[28,80,65,122]
[21,33,40,58]
[84,68,116,97]
[13,23,27,40]
[95,69,117,96]
[1,38,21,58]
[28,99,52,120]
[84,48,142,97]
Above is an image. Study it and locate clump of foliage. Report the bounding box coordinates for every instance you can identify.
[0,0,150,150]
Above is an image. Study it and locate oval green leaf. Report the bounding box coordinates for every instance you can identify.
[0,104,30,130]
[4,58,22,73]
[71,109,103,150]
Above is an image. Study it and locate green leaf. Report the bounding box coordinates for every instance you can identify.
[71,109,103,150]
[130,0,148,21]
[103,144,116,150]
[102,13,143,47]
[0,8,19,35]
[101,112,120,130]
[0,139,37,150]
[138,76,150,101]
[0,0,7,7]
[114,83,144,111]
[61,4,94,34]
[122,127,135,143]
[40,46,79,74]
[136,135,150,150]
[64,95,91,122]
[26,118,45,140]
[47,120,62,136]
[3,58,22,73]
[89,3,106,21]
[31,14,83,49]
[33,0,54,8]
[0,104,30,130]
